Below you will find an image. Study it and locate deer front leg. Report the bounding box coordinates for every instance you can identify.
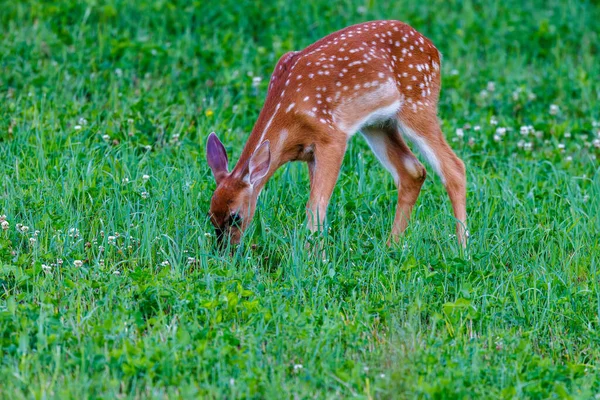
[306,140,347,233]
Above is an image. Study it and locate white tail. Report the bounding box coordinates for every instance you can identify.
[207,20,467,247]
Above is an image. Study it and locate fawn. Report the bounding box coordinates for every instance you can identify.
[206,20,467,247]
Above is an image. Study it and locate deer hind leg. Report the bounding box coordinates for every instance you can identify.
[361,123,427,242]
[398,112,468,247]
[306,137,347,233]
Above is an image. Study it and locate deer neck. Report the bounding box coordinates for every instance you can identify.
[231,103,292,193]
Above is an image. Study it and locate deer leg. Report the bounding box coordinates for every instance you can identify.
[398,116,468,247]
[362,124,427,243]
[306,139,347,233]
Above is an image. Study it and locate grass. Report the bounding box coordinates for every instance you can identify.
[1,0,599,398]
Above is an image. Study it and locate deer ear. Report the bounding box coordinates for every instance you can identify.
[248,140,271,186]
[206,132,229,183]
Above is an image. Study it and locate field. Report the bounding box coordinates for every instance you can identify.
[1,0,599,398]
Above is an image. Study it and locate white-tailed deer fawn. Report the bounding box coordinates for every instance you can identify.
[207,20,467,247]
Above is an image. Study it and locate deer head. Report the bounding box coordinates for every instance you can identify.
[206,132,271,245]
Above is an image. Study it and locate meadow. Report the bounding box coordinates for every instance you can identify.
[1,0,599,398]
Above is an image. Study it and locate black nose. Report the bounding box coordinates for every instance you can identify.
[215,227,225,242]
[216,227,232,252]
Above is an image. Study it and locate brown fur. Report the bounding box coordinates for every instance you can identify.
[208,20,467,247]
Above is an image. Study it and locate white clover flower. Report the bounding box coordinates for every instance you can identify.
[204,232,212,237]
[357,6,367,14]
[564,132,571,138]
[583,195,589,203]
[455,128,464,137]
[479,89,489,99]
[486,81,496,92]
[42,264,51,272]
[113,270,121,275]
[102,134,110,142]
[379,373,386,378]
[141,191,149,199]
[527,92,536,101]
[520,126,529,136]
[490,116,498,125]
[566,156,573,162]
[252,76,262,87]
[142,174,150,181]
[473,125,481,131]
[524,142,533,151]
[74,125,82,130]
[558,143,565,150]
[115,68,123,77]
[593,138,600,148]
[549,104,560,115]
[74,260,83,267]
[144,145,152,151]
[78,117,88,125]
[293,364,303,371]
[161,260,170,267]
[29,237,36,245]
[495,127,507,136]
[1,220,8,230]
[493,134,501,142]
[518,140,525,149]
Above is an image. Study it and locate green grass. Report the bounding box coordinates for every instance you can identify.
[1,0,599,398]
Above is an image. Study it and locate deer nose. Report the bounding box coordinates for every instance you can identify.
[215,227,226,247]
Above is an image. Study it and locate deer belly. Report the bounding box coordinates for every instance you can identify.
[331,81,402,136]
